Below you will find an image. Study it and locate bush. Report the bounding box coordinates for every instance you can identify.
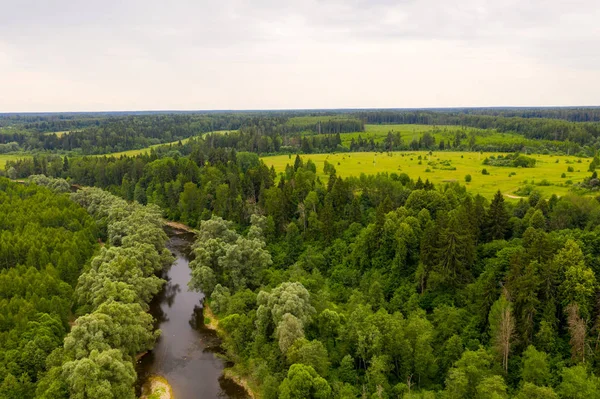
[482,168,489,175]
[465,174,472,182]
[568,166,574,172]
[561,173,567,178]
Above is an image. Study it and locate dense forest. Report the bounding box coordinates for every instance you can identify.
[0,179,98,397]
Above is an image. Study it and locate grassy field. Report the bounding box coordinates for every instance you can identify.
[44,131,70,137]
[338,124,473,146]
[262,151,592,198]
[0,154,31,169]
[96,130,235,158]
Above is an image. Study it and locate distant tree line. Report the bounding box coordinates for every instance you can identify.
[3,109,600,156]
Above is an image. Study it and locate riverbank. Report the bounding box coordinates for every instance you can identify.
[140,375,173,399]
[203,302,259,399]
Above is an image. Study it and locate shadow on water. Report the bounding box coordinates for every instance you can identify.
[137,228,249,399]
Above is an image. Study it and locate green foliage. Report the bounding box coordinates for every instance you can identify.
[279,364,332,399]
[34,187,172,399]
[483,153,537,168]
[0,178,98,397]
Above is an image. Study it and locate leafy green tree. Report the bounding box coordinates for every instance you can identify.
[338,355,357,384]
[62,349,136,399]
[210,284,231,314]
[514,383,558,399]
[287,339,330,377]
[276,313,305,354]
[521,346,550,386]
[558,365,600,399]
[475,375,508,399]
[558,240,596,319]
[279,364,332,399]
[257,282,316,328]
[444,348,494,399]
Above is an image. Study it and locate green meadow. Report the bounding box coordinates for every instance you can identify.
[43,131,70,137]
[262,151,592,198]
[0,154,31,169]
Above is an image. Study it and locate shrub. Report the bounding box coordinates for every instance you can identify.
[568,166,574,172]
[561,173,566,178]
[465,174,472,182]
[482,168,489,175]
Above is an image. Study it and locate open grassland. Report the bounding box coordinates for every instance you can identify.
[96,130,235,158]
[339,124,475,145]
[43,131,70,137]
[0,154,31,169]
[262,151,592,198]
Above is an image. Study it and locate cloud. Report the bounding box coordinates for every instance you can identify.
[0,0,598,111]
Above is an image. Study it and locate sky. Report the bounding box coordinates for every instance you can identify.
[1,0,599,112]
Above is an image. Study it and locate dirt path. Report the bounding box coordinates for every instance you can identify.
[504,193,523,199]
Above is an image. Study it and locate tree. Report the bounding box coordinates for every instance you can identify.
[287,339,330,377]
[558,365,600,399]
[566,303,587,363]
[444,348,494,399]
[436,209,475,285]
[279,364,332,399]
[286,222,304,264]
[475,375,508,399]
[514,383,558,399]
[276,313,305,354]
[488,292,515,373]
[521,346,550,385]
[485,191,509,241]
[210,284,231,314]
[558,240,596,319]
[529,209,546,230]
[257,282,316,327]
[62,349,136,399]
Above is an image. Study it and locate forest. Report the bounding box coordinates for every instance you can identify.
[4,108,600,398]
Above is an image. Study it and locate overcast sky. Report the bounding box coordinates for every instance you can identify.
[1,0,599,112]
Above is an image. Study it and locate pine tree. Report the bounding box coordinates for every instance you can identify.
[485,191,509,241]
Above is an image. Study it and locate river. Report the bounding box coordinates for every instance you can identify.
[137,227,249,399]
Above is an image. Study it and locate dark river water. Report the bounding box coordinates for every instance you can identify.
[137,228,248,399]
